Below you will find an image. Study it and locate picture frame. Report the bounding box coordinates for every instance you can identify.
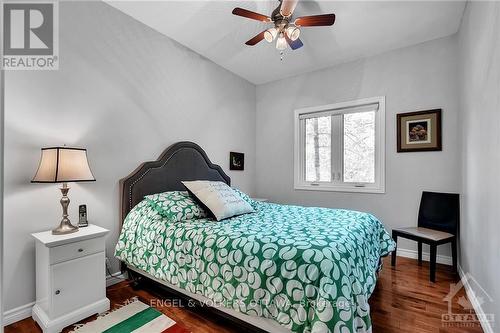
[397,109,442,152]
[229,152,244,170]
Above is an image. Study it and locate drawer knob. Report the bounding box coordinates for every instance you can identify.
[55,290,61,295]
[78,248,84,252]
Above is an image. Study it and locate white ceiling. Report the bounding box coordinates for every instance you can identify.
[106,1,466,84]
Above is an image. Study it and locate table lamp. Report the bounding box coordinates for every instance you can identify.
[32,147,96,235]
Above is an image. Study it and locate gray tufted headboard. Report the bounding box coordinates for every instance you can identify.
[119,141,230,225]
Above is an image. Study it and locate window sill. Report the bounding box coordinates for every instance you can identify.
[294,184,385,194]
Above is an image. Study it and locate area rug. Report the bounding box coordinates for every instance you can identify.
[70,297,190,333]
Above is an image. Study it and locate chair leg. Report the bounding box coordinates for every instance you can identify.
[391,232,398,266]
[451,238,458,274]
[417,241,422,266]
[430,244,437,282]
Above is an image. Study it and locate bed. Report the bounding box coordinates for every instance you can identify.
[115,141,395,333]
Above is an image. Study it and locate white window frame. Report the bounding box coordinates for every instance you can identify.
[294,96,385,194]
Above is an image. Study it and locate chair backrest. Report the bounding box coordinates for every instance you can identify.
[418,191,459,235]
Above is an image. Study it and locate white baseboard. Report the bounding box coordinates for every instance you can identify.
[3,302,35,326]
[458,265,495,333]
[396,247,452,266]
[3,271,127,327]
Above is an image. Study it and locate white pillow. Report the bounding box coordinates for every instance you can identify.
[181,181,254,221]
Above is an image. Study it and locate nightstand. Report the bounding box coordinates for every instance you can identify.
[31,224,110,333]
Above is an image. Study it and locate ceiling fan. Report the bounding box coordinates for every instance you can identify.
[232,0,335,54]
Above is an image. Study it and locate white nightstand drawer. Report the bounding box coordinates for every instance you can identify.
[50,236,104,264]
[50,252,106,318]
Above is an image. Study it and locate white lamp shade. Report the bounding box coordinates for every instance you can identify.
[264,27,278,42]
[286,26,300,41]
[276,34,287,50]
[32,147,96,183]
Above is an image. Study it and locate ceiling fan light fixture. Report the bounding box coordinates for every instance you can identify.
[286,26,300,41]
[276,33,287,50]
[232,3,335,54]
[264,27,278,43]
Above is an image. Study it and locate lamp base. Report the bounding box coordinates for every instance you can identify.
[52,183,79,235]
[52,221,79,235]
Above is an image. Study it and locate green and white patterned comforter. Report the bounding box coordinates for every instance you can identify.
[115,199,395,333]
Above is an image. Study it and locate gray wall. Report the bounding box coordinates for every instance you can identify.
[3,2,256,311]
[255,36,460,257]
[458,1,500,329]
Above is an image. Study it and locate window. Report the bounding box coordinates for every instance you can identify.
[294,96,385,193]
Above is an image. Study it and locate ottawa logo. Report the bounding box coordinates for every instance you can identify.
[442,272,494,330]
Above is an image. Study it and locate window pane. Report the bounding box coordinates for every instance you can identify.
[343,111,375,183]
[305,116,331,182]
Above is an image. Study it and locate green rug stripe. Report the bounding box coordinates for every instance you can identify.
[103,307,162,333]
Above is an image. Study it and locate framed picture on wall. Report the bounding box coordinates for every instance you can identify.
[397,109,442,152]
[229,152,244,170]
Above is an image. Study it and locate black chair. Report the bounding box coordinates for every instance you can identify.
[391,191,459,282]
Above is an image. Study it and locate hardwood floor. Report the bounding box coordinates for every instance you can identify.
[6,257,484,333]
[371,257,483,333]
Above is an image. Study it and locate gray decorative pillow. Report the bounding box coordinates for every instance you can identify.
[144,191,208,222]
[232,188,254,206]
[181,181,254,221]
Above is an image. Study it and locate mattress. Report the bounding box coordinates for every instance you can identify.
[115,199,395,333]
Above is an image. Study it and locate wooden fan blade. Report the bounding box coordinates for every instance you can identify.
[245,31,266,46]
[285,35,303,50]
[232,8,271,22]
[295,14,336,27]
[280,0,299,17]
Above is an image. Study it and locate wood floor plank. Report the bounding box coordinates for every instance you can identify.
[6,257,484,332]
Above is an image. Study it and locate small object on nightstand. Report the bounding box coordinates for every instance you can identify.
[78,204,88,227]
[252,198,268,202]
[31,224,110,333]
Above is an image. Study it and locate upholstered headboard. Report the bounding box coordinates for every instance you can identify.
[119,141,230,224]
